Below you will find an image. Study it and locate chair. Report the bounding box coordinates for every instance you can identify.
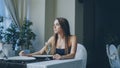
[106,44,120,68]
[75,43,87,68]
[27,43,87,68]
[117,45,120,60]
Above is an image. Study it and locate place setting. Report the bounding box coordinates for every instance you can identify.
[32,44,53,61]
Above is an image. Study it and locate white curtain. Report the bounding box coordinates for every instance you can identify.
[4,0,28,28]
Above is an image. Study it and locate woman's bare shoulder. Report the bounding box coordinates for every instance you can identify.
[70,35,77,40]
[69,35,77,43]
[69,35,77,47]
[49,36,54,40]
[47,36,54,42]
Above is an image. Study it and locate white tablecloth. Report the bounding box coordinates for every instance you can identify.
[27,59,83,68]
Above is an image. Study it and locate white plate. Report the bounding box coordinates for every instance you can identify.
[32,55,53,57]
[0,57,3,60]
[4,56,36,61]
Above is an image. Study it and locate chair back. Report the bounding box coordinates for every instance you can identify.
[117,45,120,60]
[106,44,120,68]
[75,43,87,68]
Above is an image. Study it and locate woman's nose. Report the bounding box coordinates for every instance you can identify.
[53,25,56,29]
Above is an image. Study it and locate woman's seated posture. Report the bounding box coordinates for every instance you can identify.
[19,17,77,60]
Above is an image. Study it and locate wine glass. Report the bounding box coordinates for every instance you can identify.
[45,43,51,60]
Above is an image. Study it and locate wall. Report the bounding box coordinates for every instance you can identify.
[55,0,75,35]
[75,0,83,43]
[94,0,120,68]
[84,0,120,68]
[29,0,46,51]
[83,0,96,67]
[45,0,55,41]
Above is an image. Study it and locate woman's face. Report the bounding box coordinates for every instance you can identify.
[53,19,63,34]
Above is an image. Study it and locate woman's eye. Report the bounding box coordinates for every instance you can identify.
[56,23,60,26]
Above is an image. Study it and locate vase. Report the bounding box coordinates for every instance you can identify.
[2,44,15,57]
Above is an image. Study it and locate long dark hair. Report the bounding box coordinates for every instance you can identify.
[54,17,71,54]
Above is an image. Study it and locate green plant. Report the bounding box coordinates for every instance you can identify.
[0,16,3,22]
[0,16,4,42]
[19,19,36,49]
[3,19,36,50]
[3,23,20,49]
[0,25,4,42]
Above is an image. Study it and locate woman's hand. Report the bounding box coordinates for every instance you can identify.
[19,50,32,57]
[19,50,26,56]
[53,54,62,60]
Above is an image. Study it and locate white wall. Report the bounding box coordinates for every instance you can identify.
[29,0,46,51]
[55,0,75,35]
[45,0,76,41]
[45,0,55,41]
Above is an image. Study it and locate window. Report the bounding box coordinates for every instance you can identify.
[0,0,12,30]
[0,0,5,16]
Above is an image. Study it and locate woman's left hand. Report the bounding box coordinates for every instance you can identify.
[53,54,62,60]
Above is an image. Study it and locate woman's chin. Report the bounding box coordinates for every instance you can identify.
[54,31,58,34]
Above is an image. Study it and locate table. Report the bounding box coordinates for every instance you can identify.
[0,57,45,68]
[0,56,53,68]
[0,58,83,68]
[27,59,83,68]
[0,60,26,68]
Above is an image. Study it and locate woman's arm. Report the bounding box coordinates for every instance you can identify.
[19,44,47,56]
[19,36,54,56]
[28,45,47,56]
[53,35,77,60]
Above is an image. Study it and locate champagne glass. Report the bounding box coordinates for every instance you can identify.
[45,43,51,60]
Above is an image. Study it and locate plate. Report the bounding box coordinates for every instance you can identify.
[32,55,53,58]
[0,57,3,60]
[4,56,36,61]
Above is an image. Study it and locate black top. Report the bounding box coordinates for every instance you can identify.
[55,48,71,55]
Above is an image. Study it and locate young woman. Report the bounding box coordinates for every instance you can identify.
[19,17,77,60]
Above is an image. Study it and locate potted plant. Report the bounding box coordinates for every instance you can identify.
[0,24,4,43]
[19,19,36,50]
[0,16,3,22]
[3,19,36,52]
[0,16,4,42]
[3,23,20,50]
